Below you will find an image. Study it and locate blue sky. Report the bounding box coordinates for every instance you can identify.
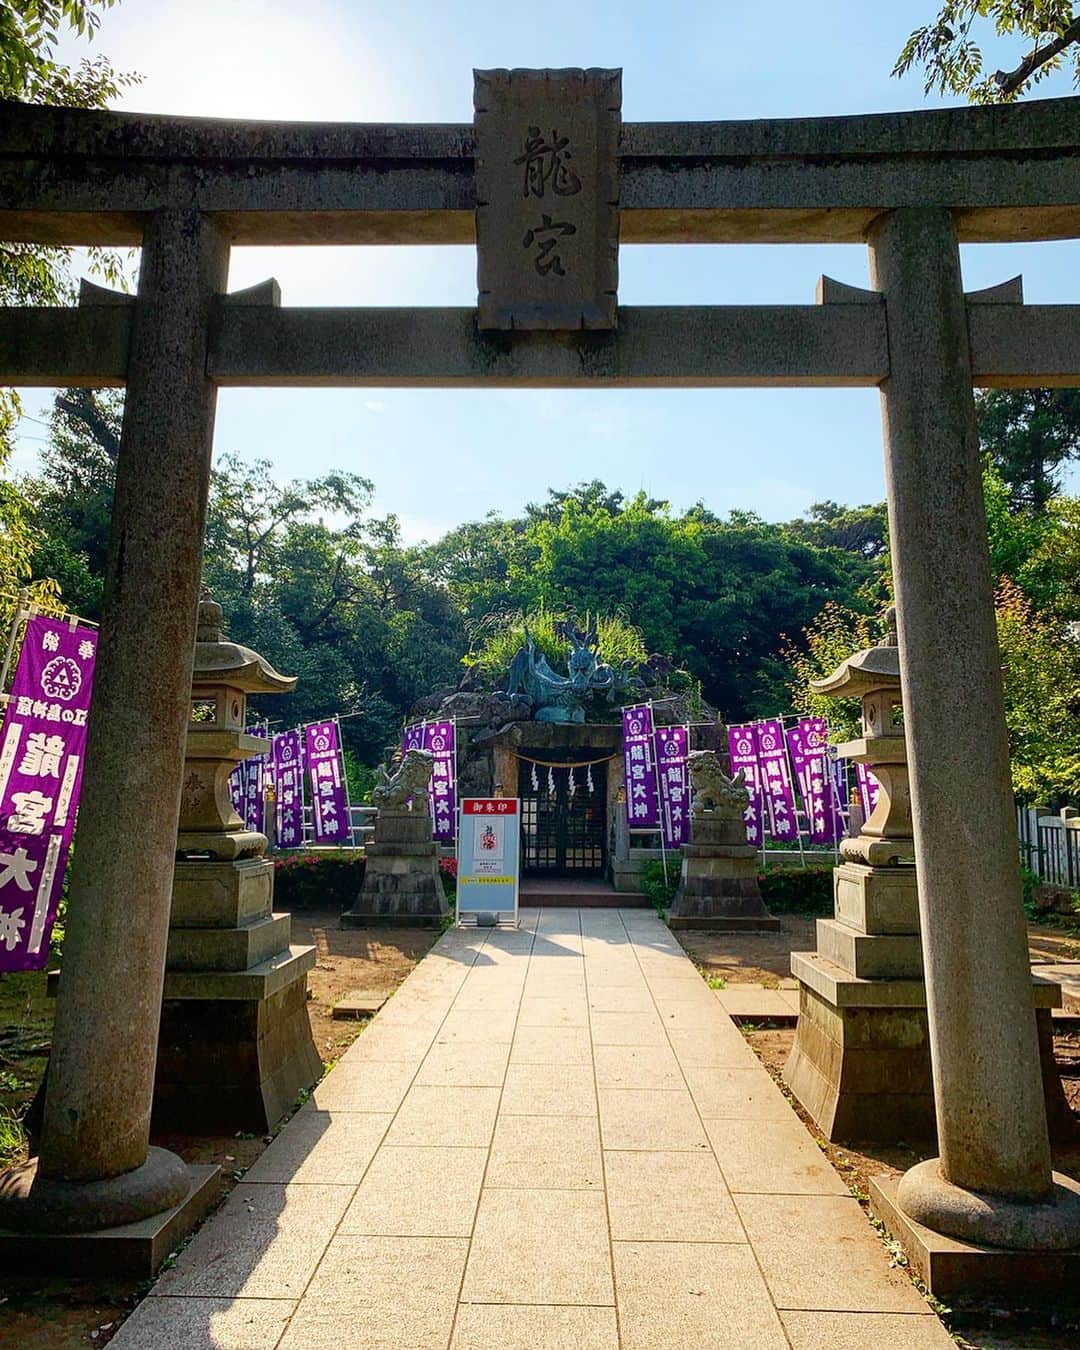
[15,0,1080,541]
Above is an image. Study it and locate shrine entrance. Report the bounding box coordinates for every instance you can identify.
[519,753,607,877]
[2,63,1080,1282]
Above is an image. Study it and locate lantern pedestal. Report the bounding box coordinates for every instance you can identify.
[786,861,1071,1144]
[668,811,779,932]
[341,808,447,928]
[154,859,322,1135]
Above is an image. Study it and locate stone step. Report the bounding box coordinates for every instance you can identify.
[165,912,294,973]
[816,917,924,979]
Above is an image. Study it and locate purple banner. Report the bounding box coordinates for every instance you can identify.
[727,723,764,847]
[229,724,267,835]
[272,729,304,849]
[425,720,456,844]
[304,721,351,845]
[622,704,659,829]
[855,761,881,824]
[656,724,689,848]
[788,716,842,846]
[754,718,798,844]
[0,616,97,971]
[401,720,457,843]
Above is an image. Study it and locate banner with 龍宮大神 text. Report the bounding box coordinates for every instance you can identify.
[655,723,689,849]
[726,722,763,847]
[272,728,304,848]
[401,720,457,843]
[622,704,659,829]
[0,616,97,971]
[304,720,351,845]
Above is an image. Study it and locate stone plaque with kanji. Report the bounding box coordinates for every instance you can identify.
[474,67,621,331]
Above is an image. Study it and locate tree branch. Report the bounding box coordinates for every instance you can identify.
[995,17,1080,95]
[54,389,120,461]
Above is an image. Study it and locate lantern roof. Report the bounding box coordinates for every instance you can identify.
[192,594,296,695]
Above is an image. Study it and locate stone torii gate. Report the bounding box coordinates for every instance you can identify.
[1,71,1080,1279]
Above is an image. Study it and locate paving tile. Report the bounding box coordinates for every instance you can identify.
[435,1006,519,1043]
[587,984,656,1013]
[340,1145,486,1237]
[705,1117,848,1195]
[348,1019,440,1062]
[499,1061,598,1116]
[585,963,647,987]
[644,975,712,1003]
[604,1149,744,1242]
[589,1010,669,1046]
[780,1310,950,1348]
[243,1111,390,1185]
[613,1240,788,1350]
[109,1296,295,1349]
[517,992,590,1026]
[487,1114,603,1190]
[598,1088,710,1151]
[593,1043,685,1091]
[461,1188,613,1306]
[667,1026,762,1068]
[306,1059,416,1113]
[416,1040,510,1087]
[450,1304,619,1349]
[452,986,524,1013]
[657,1002,736,1036]
[153,1183,353,1299]
[681,1063,794,1121]
[735,1193,930,1313]
[509,1024,592,1065]
[278,1235,468,1350]
[386,1085,501,1147]
[717,985,801,1019]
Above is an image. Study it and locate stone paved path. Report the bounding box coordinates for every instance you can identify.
[113,909,953,1349]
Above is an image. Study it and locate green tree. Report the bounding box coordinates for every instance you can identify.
[895,2,1080,103]
[0,2,136,634]
[996,579,1080,800]
[976,388,1080,512]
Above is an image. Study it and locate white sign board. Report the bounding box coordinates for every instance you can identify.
[456,797,520,926]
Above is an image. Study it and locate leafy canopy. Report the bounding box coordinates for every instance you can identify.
[895,2,1080,103]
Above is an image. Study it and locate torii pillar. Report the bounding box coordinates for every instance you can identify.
[867,206,1080,1262]
[0,210,225,1256]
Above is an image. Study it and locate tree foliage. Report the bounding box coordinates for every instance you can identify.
[0,0,136,641]
[895,2,1080,103]
[996,579,1080,801]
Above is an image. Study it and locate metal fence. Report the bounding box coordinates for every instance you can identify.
[289,803,376,850]
[1017,806,1080,889]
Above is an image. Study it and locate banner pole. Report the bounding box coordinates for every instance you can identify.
[336,714,357,848]
[649,701,669,888]
[783,717,807,866]
[0,588,30,698]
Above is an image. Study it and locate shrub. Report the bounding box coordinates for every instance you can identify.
[758,863,834,914]
[273,850,366,909]
[438,855,457,898]
[640,859,679,915]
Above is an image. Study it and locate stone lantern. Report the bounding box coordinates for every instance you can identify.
[785,609,1065,1144]
[177,593,295,857]
[153,594,321,1132]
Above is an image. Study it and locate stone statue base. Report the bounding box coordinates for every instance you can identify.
[153,856,321,1134]
[341,808,448,929]
[785,862,1071,1143]
[667,813,779,932]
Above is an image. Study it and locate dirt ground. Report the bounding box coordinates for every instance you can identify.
[0,908,437,1350]
[678,915,1080,1350]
